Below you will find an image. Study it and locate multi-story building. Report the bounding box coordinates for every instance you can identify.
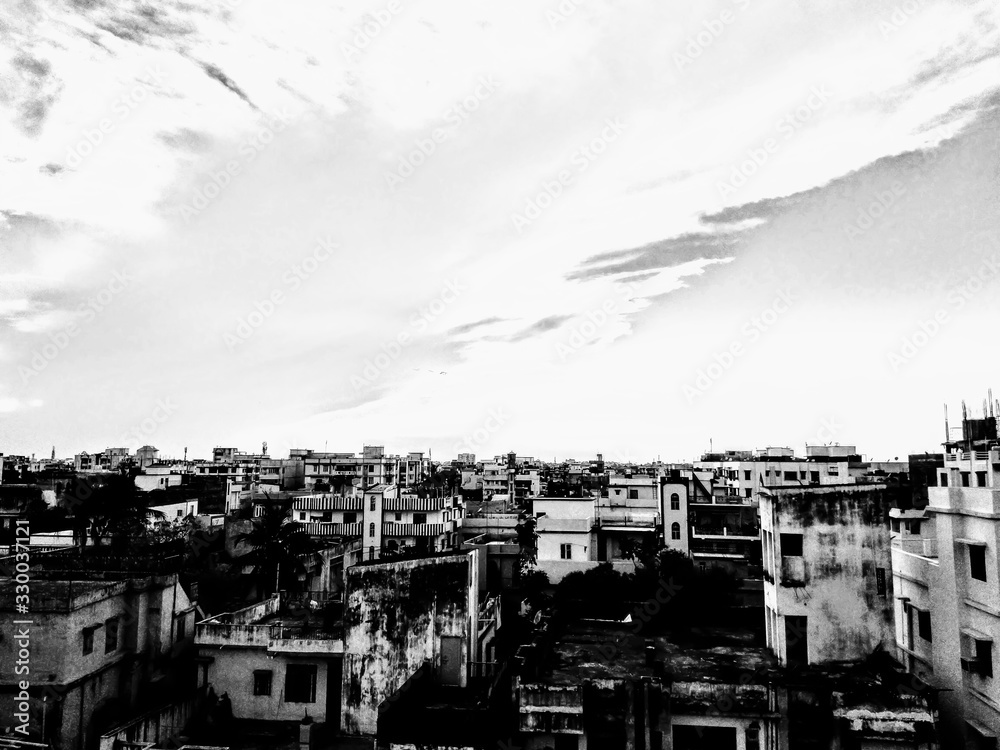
[73,448,131,473]
[296,445,430,493]
[594,474,662,560]
[761,483,895,667]
[891,411,1000,747]
[0,571,198,750]
[292,484,464,561]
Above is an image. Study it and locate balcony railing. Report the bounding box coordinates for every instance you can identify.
[594,511,660,528]
[691,526,759,538]
[302,522,362,537]
[293,495,363,511]
[891,537,938,558]
[382,522,447,537]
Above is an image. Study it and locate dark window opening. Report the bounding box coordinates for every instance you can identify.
[105,618,119,653]
[917,610,932,642]
[781,533,803,557]
[284,664,317,703]
[253,670,273,696]
[970,545,987,582]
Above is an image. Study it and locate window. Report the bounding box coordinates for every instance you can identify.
[414,512,427,525]
[670,493,680,510]
[560,543,572,560]
[975,639,993,678]
[783,471,797,481]
[299,512,306,521]
[799,471,806,480]
[105,617,119,653]
[745,488,752,498]
[940,473,948,487]
[744,471,751,480]
[343,512,357,524]
[284,664,317,703]
[961,472,971,487]
[177,509,183,517]
[82,626,97,655]
[780,533,803,557]
[875,567,886,597]
[671,522,681,540]
[810,471,819,483]
[917,609,932,642]
[320,511,332,522]
[253,670,273,696]
[369,522,375,538]
[970,545,987,581]
[369,496,376,511]
[176,614,186,640]
[394,512,402,521]
[976,471,987,487]
[628,489,639,500]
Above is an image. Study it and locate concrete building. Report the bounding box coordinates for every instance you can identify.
[292,484,465,560]
[194,592,345,726]
[296,445,431,493]
[594,474,662,561]
[761,484,895,667]
[0,573,198,750]
[891,411,1000,747]
[341,549,501,743]
[514,621,938,750]
[134,445,159,470]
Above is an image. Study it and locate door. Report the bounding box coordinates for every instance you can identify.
[440,636,462,685]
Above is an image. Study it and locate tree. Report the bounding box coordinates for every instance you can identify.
[61,470,165,552]
[232,497,320,597]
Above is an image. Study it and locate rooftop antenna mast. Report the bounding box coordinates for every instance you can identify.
[944,404,949,442]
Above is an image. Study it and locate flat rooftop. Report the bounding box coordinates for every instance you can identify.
[545,621,776,687]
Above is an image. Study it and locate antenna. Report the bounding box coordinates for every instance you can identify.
[944,404,949,442]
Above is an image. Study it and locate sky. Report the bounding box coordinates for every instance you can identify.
[1,0,999,464]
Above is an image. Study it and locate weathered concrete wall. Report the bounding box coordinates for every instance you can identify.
[204,648,334,723]
[341,553,476,736]
[766,486,895,665]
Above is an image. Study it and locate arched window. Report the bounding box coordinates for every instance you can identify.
[671,522,681,540]
[670,493,680,510]
[369,522,375,537]
[369,496,376,511]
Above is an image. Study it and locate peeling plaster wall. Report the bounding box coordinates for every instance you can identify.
[340,553,477,736]
[765,486,895,665]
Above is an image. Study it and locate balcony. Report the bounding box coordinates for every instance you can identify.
[691,525,759,540]
[293,495,363,511]
[195,595,343,654]
[302,522,362,537]
[594,510,660,530]
[384,496,452,511]
[891,536,938,558]
[382,522,447,537]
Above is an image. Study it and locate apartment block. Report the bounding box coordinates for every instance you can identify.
[761,484,895,667]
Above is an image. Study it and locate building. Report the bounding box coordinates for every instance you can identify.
[890,409,1000,747]
[761,483,895,667]
[0,570,198,750]
[594,474,662,560]
[341,549,502,745]
[514,620,938,750]
[134,445,159,470]
[194,591,345,726]
[292,484,465,560]
[295,445,431,493]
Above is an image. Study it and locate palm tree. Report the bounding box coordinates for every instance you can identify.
[232,496,320,598]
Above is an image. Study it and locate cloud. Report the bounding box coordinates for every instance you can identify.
[447,316,510,336]
[507,315,572,342]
